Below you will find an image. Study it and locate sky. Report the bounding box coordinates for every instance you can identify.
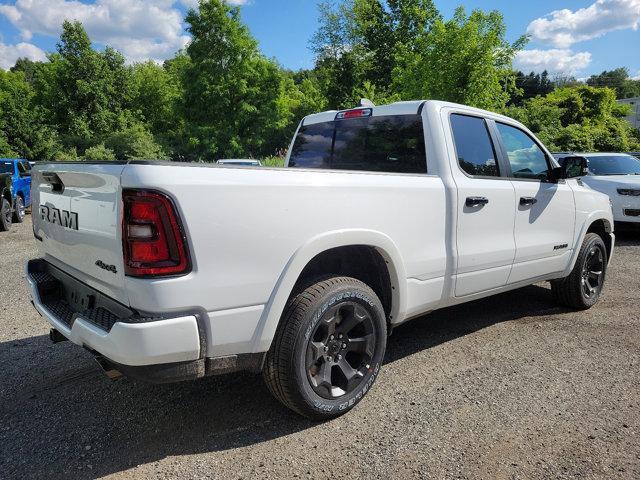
[0,0,638,80]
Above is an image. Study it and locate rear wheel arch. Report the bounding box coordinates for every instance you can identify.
[291,245,394,322]
[253,230,407,354]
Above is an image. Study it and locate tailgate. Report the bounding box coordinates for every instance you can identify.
[32,162,130,306]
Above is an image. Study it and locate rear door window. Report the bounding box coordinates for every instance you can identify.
[289,114,427,174]
[450,114,499,177]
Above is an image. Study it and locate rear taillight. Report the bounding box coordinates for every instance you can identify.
[122,190,190,277]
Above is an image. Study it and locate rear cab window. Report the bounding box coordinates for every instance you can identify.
[288,113,427,174]
[450,114,499,177]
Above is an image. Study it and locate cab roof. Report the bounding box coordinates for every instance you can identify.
[301,100,518,126]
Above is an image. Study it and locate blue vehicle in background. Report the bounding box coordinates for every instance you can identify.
[0,158,32,224]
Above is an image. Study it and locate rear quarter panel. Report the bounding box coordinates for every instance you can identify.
[121,164,448,353]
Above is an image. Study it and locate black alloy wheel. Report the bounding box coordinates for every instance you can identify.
[263,276,387,419]
[306,302,377,399]
[12,196,25,223]
[551,232,607,310]
[0,198,11,231]
[581,244,605,299]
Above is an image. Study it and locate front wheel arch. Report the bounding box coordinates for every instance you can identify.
[586,219,613,261]
[564,217,613,276]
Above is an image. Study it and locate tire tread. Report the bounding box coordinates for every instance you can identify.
[551,233,606,310]
[263,276,381,419]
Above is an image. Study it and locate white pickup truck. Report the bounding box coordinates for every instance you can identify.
[27,100,614,419]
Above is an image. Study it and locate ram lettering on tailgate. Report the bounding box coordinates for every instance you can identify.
[39,205,78,230]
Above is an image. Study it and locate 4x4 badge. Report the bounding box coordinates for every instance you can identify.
[95,260,117,274]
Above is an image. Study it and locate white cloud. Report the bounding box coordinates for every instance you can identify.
[527,0,640,48]
[0,0,191,63]
[0,42,47,70]
[515,49,592,74]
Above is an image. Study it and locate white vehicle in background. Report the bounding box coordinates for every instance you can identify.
[216,159,262,166]
[27,100,614,419]
[556,153,640,224]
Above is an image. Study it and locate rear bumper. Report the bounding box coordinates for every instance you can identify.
[26,259,201,368]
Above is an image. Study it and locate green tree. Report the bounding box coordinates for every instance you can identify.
[263,73,328,155]
[181,0,284,160]
[84,143,116,161]
[511,71,553,105]
[393,7,526,110]
[587,68,630,98]
[105,121,168,160]
[0,133,17,157]
[0,69,60,160]
[55,147,80,161]
[44,21,132,147]
[585,67,640,99]
[10,57,41,85]
[129,60,183,137]
[310,0,439,109]
[506,85,640,152]
[620,79,640,99]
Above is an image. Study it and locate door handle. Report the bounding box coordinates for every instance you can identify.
[466,196,489,207]
[520,196,538,206]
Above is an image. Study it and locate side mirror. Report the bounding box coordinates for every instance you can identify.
[554,156,589,179]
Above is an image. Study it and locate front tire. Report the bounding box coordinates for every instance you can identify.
[0,198,11,231]
[12,196,25,223]
[263,277,387,420]
[551,233,607,310]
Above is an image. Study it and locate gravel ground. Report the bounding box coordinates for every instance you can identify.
[1,217,639,480]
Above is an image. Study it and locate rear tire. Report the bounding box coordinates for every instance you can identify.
[12,196,25,223]
[263,276,387,420]
[0,198,11,231]
[551,233,607,310]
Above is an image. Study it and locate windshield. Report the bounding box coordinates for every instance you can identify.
[587,155,640,175]
[0,162,13,174]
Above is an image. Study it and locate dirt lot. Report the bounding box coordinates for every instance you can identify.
[1,217,639,480]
